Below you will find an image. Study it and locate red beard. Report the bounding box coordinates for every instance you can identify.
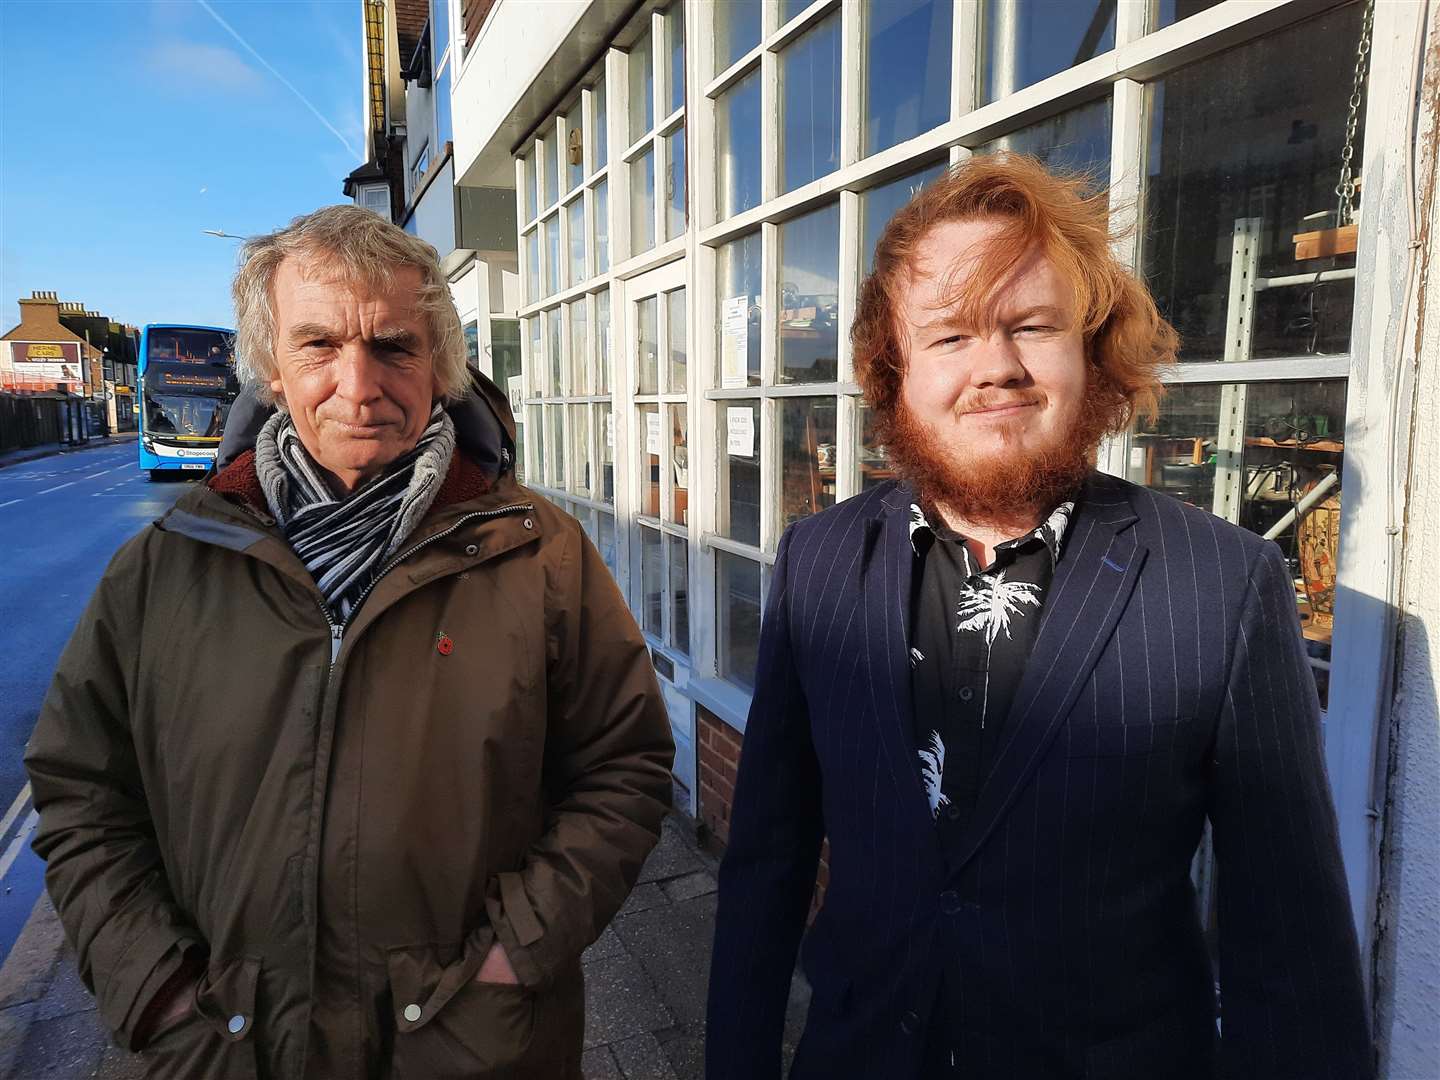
[883,376,1124,530]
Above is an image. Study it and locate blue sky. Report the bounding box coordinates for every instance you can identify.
[0,0,364,332]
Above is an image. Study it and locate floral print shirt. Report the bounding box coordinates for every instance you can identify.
[909,499,1074,835]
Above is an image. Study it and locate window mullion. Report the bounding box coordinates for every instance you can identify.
[839,0,862,168]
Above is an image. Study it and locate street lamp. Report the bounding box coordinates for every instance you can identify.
[202,229,247,239]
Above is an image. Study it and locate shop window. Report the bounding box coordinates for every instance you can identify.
[637,295,660,395]
[716,0,762,71]
[666,127,687,240]
[669,534,690,656]
[640,525,664,636]
[569,298,589,393]
[523,149,537,221]
[598,512,618,576]
[527,318,541,393]
[639,402,661,516]
[546,307,563,394]
[463,320,479,368]
[549,405,567,488]
[542,128,559,209]
[865,0,952,157]
[858,402,892,492]
[629,28,655,146]
[980,96,1113,185]
[1125,379,1346,706]
[1143,6,1365,364]
[632,147,657,256]
[668,3,685,115]
[668,403,689,525]
[594,180,611,272]
[781,398,838,527]
[781,0,809,24]
[1152,0,1224,31]
[544,214,560,297]
[570,403,592,496]
[718,68,762,218]
[566,197,586,287]
[667,288,687,392]
[861,162,947,271]
[779,202,840,385]
[717,400,761,546]
[594,78,609,170]
[598,401,615,503]
[717,232,763,388]
[565,99,584,193]
[718,552,762,690]
[529,404,545,480]
[982,0,1115,105]
[525,230,540,304]
[491,319,523,410]
[781,13,841,194]
[597,288,612,393]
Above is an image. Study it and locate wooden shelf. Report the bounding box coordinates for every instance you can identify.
[1245,436,1344,454]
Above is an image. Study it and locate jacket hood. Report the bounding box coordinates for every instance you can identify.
[216,370,518,481]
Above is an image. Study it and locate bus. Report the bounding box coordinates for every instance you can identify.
[137,324,240,479]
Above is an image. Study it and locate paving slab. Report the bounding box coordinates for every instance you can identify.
[582,925,628,963]
[635,818,707,885]
[659,870,716,905]
[612,894,717,1027]
[615,882,668,918]
[581,1045,623,1080]
[609,1031,680,1079]
[581,951,673,1049]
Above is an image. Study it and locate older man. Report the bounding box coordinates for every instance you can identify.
[27,205,674,1079]
[706,156,1369,1079]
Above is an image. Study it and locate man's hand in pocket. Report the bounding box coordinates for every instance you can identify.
[476,940,519,986]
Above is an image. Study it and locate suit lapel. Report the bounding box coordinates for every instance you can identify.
[950,475,1148,872]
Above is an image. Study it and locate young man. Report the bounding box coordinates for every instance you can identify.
[706,156,1369,1079]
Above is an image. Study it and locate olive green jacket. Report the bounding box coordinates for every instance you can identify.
[25,379,674,1079]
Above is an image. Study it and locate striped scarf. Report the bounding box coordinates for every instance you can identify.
[254,403,456,621]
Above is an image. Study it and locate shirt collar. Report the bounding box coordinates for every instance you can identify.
[908,499,1075,566]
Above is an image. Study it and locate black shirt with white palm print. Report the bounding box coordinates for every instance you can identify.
[908,499,1073,840]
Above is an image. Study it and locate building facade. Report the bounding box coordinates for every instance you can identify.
[353,0,1439,1068]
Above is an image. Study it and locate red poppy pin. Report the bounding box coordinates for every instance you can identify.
[436,633,454,656]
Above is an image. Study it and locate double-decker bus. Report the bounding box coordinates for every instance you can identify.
[137,324,239,479]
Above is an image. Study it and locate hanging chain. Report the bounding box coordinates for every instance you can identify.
[1335,0,1374,226]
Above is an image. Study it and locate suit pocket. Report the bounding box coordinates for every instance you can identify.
[1064,719,1188,759]
[140,955,261,1080]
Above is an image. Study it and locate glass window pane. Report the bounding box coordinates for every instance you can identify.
[638,402,661,516]
[594,180,610,273]
[571,403,591,494]
[1144,7,1365,363]
[715,0,762,71]
[781,13,841,193]
[547,307,563,393]
[779,202,839,384]
[543,406,566,487]
[858,402,893,491]
[861,162,946,271]
[668,3,685,115]
[666,126,687,240]
[598,512,617,576]
[667,287,687,392]
[629,29,654,145]
[668,534,689,656]
[523,149,537,221]
[717,232,762,388]
[525,229,541,304]
[718,552,761,690]
[637,296,659,395]
[781,397,837,527]
[631,148,656,256]
[432,0,450,58]
[598,402,615,503]
[566,198,586,287]
[565,100,584,192]
[1152,0,1224,31]
[639,526,663,637]
[594,78,609,170]
[542,129,559,207]
[527,317,541,393]
[982,0,1114,105]
[717,400,761,545]
[544,214,560,297]
[570,298,589,394]
[436,65,453,149]
[492,319,523,419]
[597,288,612,393]
[668,402,688,525]
[514,414,527,485]
[718,68,762,218]
[981,97,1112,184]
[1128,379,1346,706]
[528,404,544,481]
[463,320,479,369]
[781,0,810,24]
[865,0,952,157]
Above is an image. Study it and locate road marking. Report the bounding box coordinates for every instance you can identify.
[0,784,31,844]
[36,481,77,495]
[84,467,120,479]
[0,809,39,883]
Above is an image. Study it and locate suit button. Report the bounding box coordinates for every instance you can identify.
[959,686,974,702]
[945,803,963,822]
[940,889,963,915]
[900,1010,921,1035]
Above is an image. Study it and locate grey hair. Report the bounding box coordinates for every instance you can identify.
[231,204,469,405]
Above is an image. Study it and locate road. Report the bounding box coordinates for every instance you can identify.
[0,442,188,968]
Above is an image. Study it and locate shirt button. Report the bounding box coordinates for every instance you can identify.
[900,1010,922,1035]
[945,804,963,821]
[940,889,963,915]
[227,1015,247,1035]
[959,687,974,702]
[403,1004,422,1023]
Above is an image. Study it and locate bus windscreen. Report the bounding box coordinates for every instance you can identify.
[144,328,233,365]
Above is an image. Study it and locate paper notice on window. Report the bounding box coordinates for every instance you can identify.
[507,376,524,420]
[727,407,755,458]
[721,295,749,389]
[646,411,663,456]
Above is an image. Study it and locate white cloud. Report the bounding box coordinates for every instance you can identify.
[147,39,264,91]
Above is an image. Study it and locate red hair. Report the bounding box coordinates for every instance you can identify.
[852,153,1175,439]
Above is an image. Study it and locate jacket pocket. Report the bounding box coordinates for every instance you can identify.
[140,955,262,1080]
[1064,719,1188,759]
[387,938,540,1080]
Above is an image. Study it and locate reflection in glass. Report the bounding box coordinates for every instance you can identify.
[669,534,690,656]
[781,0,810,23]
[629,29,654,145]
[779,203,840,384]
[718,68,762,218]
[565,99,584,191]
[861,163,946,270]
[571,404,591,495]
[631,148,656,256]
[594,78,609,170]
[523,149,537,221]
[865,0,952,157]
[717,233,763,388]
[981,97,1112,185]
[597,289,612,393]
[639,402,661,517]
[668,403,688,524]
[598,402,615,502]
[566,198,586,287]
[858,402,892,491]
[1143,6,1364,363]
[717,400,761,545]
[982,0,1114,105]
[1128,379,1346,705]
[668,3,685,115]
[525,229,540,304]
[667,288,687,392]
[782,398,837,525]
[550,406,567,488]
[666,126,687,240]
[640,526,663,637]
[715,0,762,71]
[542,129,559,208]
[594,180,610,272]
[718,552,762,690]
[529,404,545,480]
[1152,0,1224,31]
[547,307,563,393]
[637,296,659,394]
[527,318,542,395]
[781,14,841,193]
[598,512,617,576]
[544,214,560,296]
[569,298,589,393]
[491,319,522,394]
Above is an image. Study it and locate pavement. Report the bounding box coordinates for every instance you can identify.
[0,814,811,1078]
[0,432,137,473]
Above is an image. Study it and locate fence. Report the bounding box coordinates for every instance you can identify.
[0,394,65,453]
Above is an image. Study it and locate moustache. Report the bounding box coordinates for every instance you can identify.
[953,392,1045,417]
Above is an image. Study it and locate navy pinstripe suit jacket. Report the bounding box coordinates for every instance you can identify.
[706,472,1370,1080]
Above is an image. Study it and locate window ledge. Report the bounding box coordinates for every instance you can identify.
[687,675,752,735]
